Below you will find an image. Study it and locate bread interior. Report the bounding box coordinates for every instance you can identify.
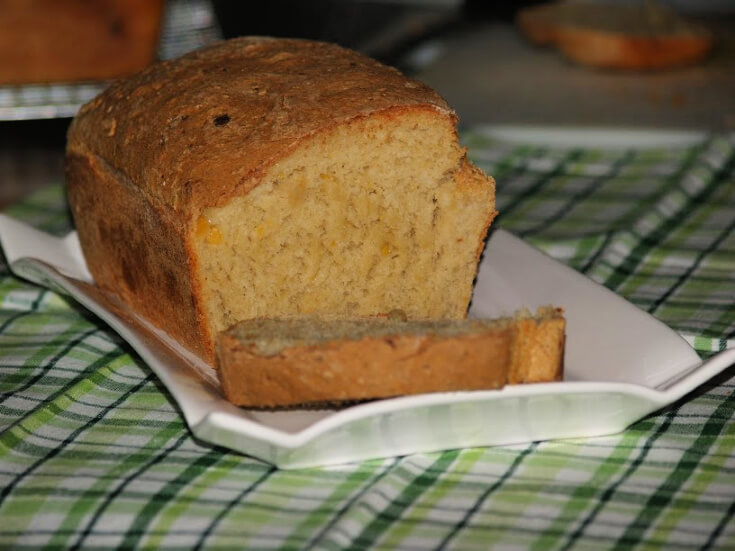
[227,316,515,357]
[193,108,495,335]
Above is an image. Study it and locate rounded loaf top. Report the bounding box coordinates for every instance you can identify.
[66,36,455,214]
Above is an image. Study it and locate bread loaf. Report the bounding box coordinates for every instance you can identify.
[66,37,497,365]
[217,308,565,408]
[0,0,164,84]
[517,1,713,70]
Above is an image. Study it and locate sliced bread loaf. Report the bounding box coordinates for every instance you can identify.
[66,37,496,365]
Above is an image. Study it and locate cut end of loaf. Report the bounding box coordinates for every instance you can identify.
[194,107,496,338]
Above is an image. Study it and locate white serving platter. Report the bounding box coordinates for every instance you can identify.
[1,213,733,469]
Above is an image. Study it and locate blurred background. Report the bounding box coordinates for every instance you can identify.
[1,0,733,208]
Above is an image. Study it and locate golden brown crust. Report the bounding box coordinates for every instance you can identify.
[217,309,565,408]
[218,326,511,408]
[508,308,565,384]
[66,37,454,218]
[0,0,164,84]
[66,152,214,360]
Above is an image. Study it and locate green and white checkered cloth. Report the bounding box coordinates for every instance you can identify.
[1,131,733,549]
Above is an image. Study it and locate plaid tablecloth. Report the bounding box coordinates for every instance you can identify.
[1,130,733,549]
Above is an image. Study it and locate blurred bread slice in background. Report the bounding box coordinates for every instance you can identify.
[517,0,713,70]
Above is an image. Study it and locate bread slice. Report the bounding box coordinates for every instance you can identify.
[216,308,565,408]
[517,1,713,70]
[66,37,496,365]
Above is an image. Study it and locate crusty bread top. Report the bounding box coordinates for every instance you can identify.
[66,37,455,216]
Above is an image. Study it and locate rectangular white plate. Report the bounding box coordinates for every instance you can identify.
[1,214,733,469]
